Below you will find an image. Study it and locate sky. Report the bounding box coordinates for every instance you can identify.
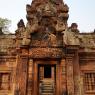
[0,0,95,33]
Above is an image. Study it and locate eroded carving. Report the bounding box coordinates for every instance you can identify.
[23,0,69,46]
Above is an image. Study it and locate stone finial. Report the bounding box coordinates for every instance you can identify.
[17,19,25,28]
[70,23,79,33]
[71,23,78,29]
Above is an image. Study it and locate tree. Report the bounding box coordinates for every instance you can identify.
[0,17,11,34]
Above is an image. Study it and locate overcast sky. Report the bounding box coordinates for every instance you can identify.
[0,0,95,33]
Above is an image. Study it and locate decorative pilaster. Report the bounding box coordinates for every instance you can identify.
[60,59,67,95]
[33,62,38,95]
[80,72,85,95]
[56,63,60,95]
[14,47,28,95]
[19,57,28,95]
[66,55,74,95]
[73,51,82,95]
[27,59,33,95]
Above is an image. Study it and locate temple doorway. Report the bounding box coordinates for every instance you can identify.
[44,65,51,78]
[38,64,56,95]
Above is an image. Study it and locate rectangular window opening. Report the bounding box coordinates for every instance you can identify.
[0,73,11,90]
[84,73,95,93]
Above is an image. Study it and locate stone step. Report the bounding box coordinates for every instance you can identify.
[39,79,55,95]
[41,86,53,88]
[40,93,54,95]
[41,88,53,90]
[42,83,54,84]
[41,86,54,89]
[41,85,54,87]
[41,88,54,90]
[41,91,53,93]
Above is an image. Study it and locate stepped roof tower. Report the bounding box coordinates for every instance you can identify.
[21,0,69,46]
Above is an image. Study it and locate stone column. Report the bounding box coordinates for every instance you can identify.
[73,51,82,95]
[20,57,28,95]
[39,66,44,81]
[14,54,21,95]
[27,59,33,95]
[15,55,28,95]
[51,67,54,80]
[80,72,85,95]
[33,62,38,95]
[60,59,67,95]
[66,55,74,95]
[56,63,60,95]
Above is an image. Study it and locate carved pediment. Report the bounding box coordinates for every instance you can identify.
[15,0,69,50]
[21,0,69,46]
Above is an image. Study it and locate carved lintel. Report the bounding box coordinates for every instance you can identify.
[29,48,64,58]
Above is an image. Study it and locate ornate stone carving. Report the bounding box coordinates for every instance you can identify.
[15,19,25,38]
[29,48,63,58]
[23,0,69,46]
[15,0,69,47]
[64,23,80,45]
[15,19,31,46]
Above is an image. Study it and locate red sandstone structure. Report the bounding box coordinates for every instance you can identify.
[0,0,95,95]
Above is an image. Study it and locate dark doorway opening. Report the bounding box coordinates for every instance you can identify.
[44,65,51,78]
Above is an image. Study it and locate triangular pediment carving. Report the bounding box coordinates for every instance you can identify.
[21,0,69,47]
[15,0,69,58]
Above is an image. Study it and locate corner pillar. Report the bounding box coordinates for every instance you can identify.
[73,51,82,95]
[66,55,74,95]
[14,47,28,95]
[60,59,67,95]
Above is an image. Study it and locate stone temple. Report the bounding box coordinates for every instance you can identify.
[0,0,95,95]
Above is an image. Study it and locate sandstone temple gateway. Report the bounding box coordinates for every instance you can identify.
[0,0,95,95]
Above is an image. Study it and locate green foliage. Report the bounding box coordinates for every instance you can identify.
[0,17,11,33]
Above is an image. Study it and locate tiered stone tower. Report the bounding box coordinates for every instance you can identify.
[21,0,69,46]
[15,0,69,95]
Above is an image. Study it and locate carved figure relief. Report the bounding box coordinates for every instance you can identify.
[15,0,69,57]
[21,0,68,46]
